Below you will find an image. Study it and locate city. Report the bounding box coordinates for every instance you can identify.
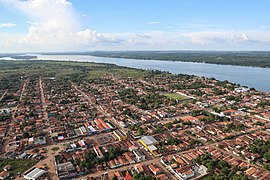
[0,60,269,179]
[1,0,270,180]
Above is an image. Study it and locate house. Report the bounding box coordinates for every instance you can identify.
[114,130,128,141]
[180,116,199,123]
[3,165,11,172]
[235,87,249,93]
[78,140,86,147]
[133,149,145,162]
[148,164,162,175]
[0,171,10,180]
[124,172,132,180]
[79,126,88,135]
[245,167,257,177]
[93,146,104,159]
[176,166,195,180]
[134,164,145,173]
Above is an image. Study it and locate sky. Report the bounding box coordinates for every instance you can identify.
[0,0,270,52]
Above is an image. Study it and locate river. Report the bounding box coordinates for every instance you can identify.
[2,54,270,92]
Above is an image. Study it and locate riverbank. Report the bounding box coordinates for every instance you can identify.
[42,51,270,68]
[36,54,270,92]
[1,54,270,92]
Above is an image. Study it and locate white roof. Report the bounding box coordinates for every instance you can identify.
[24,168,46,180]
[78,140,85,146]
[58,136,64,140]
[88,125,97,132]
[148,145,157,151]
[141,136,158,145]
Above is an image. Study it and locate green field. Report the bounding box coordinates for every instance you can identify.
[0,60,151,79]
[164,93,190,101]
[0,159,37,176]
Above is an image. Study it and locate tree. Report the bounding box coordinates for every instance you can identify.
[263,150,270,161]
[137,127,144,135]
[23,131,30,138]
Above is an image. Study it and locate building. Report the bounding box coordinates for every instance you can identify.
[113,130,128,141]
[3,165,11,172]
[133,149,146,162]
[23,168,47,180]
[176,166,195,180]
[56,162,77,180]
[0,171,10,180]
[94,146,104,159]
[148,164,162,175]
[139,136,159,156]
[235,87,249,93]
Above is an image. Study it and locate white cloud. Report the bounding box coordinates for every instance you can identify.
[0,0,270,52]
[183,30,270,47]
[148,21,162,25]
[0,0,119,52]
[0,23,16,27]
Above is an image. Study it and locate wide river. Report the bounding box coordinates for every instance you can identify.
[3,54,270,92]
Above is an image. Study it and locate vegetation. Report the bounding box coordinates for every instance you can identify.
[85,51,270,68]
[132,173,155,180]
[223,123,247,132]
[119,89,173,110]
[0,159,37,176]
[195,153,248,180]
[0,60,151,81]
[51,147,60,151]
[73,147,126,171]
[249,139,270,170]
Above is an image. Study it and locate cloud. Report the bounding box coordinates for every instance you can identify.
[75,29,120,44]
[0,0,119,52]
[0,23,16,27]
[0,0,270,52]
[148,21,162,25]
[183,30,269,48]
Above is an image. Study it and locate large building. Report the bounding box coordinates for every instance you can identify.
[23,168,47,180]
[139,136,159,156]
[54,155,77,180]
[56,162,77,180]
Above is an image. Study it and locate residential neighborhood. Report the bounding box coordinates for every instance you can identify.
[0,61,270,180]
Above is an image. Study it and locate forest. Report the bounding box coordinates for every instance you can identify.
[83,51,270,68]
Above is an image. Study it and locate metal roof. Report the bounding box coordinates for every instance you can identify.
[24,168,46,180]
[141,136,158,145]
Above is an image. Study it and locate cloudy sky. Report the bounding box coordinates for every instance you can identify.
[0,0,270,52]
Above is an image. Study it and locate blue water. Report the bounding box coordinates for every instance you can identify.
[34,54,270,92]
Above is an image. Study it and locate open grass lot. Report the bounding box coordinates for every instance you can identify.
[0,159,38,176]
[164,93,190,101]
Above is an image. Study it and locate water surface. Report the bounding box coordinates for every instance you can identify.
[2,54,270,92]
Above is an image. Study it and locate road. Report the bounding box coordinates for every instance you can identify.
[8,79,270,179]
[16,144,64,180]
[71,82,126,133]
[0,90,7,101]
[3,80,27,143]
[78,157,176,180]
[39,78,48,122]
